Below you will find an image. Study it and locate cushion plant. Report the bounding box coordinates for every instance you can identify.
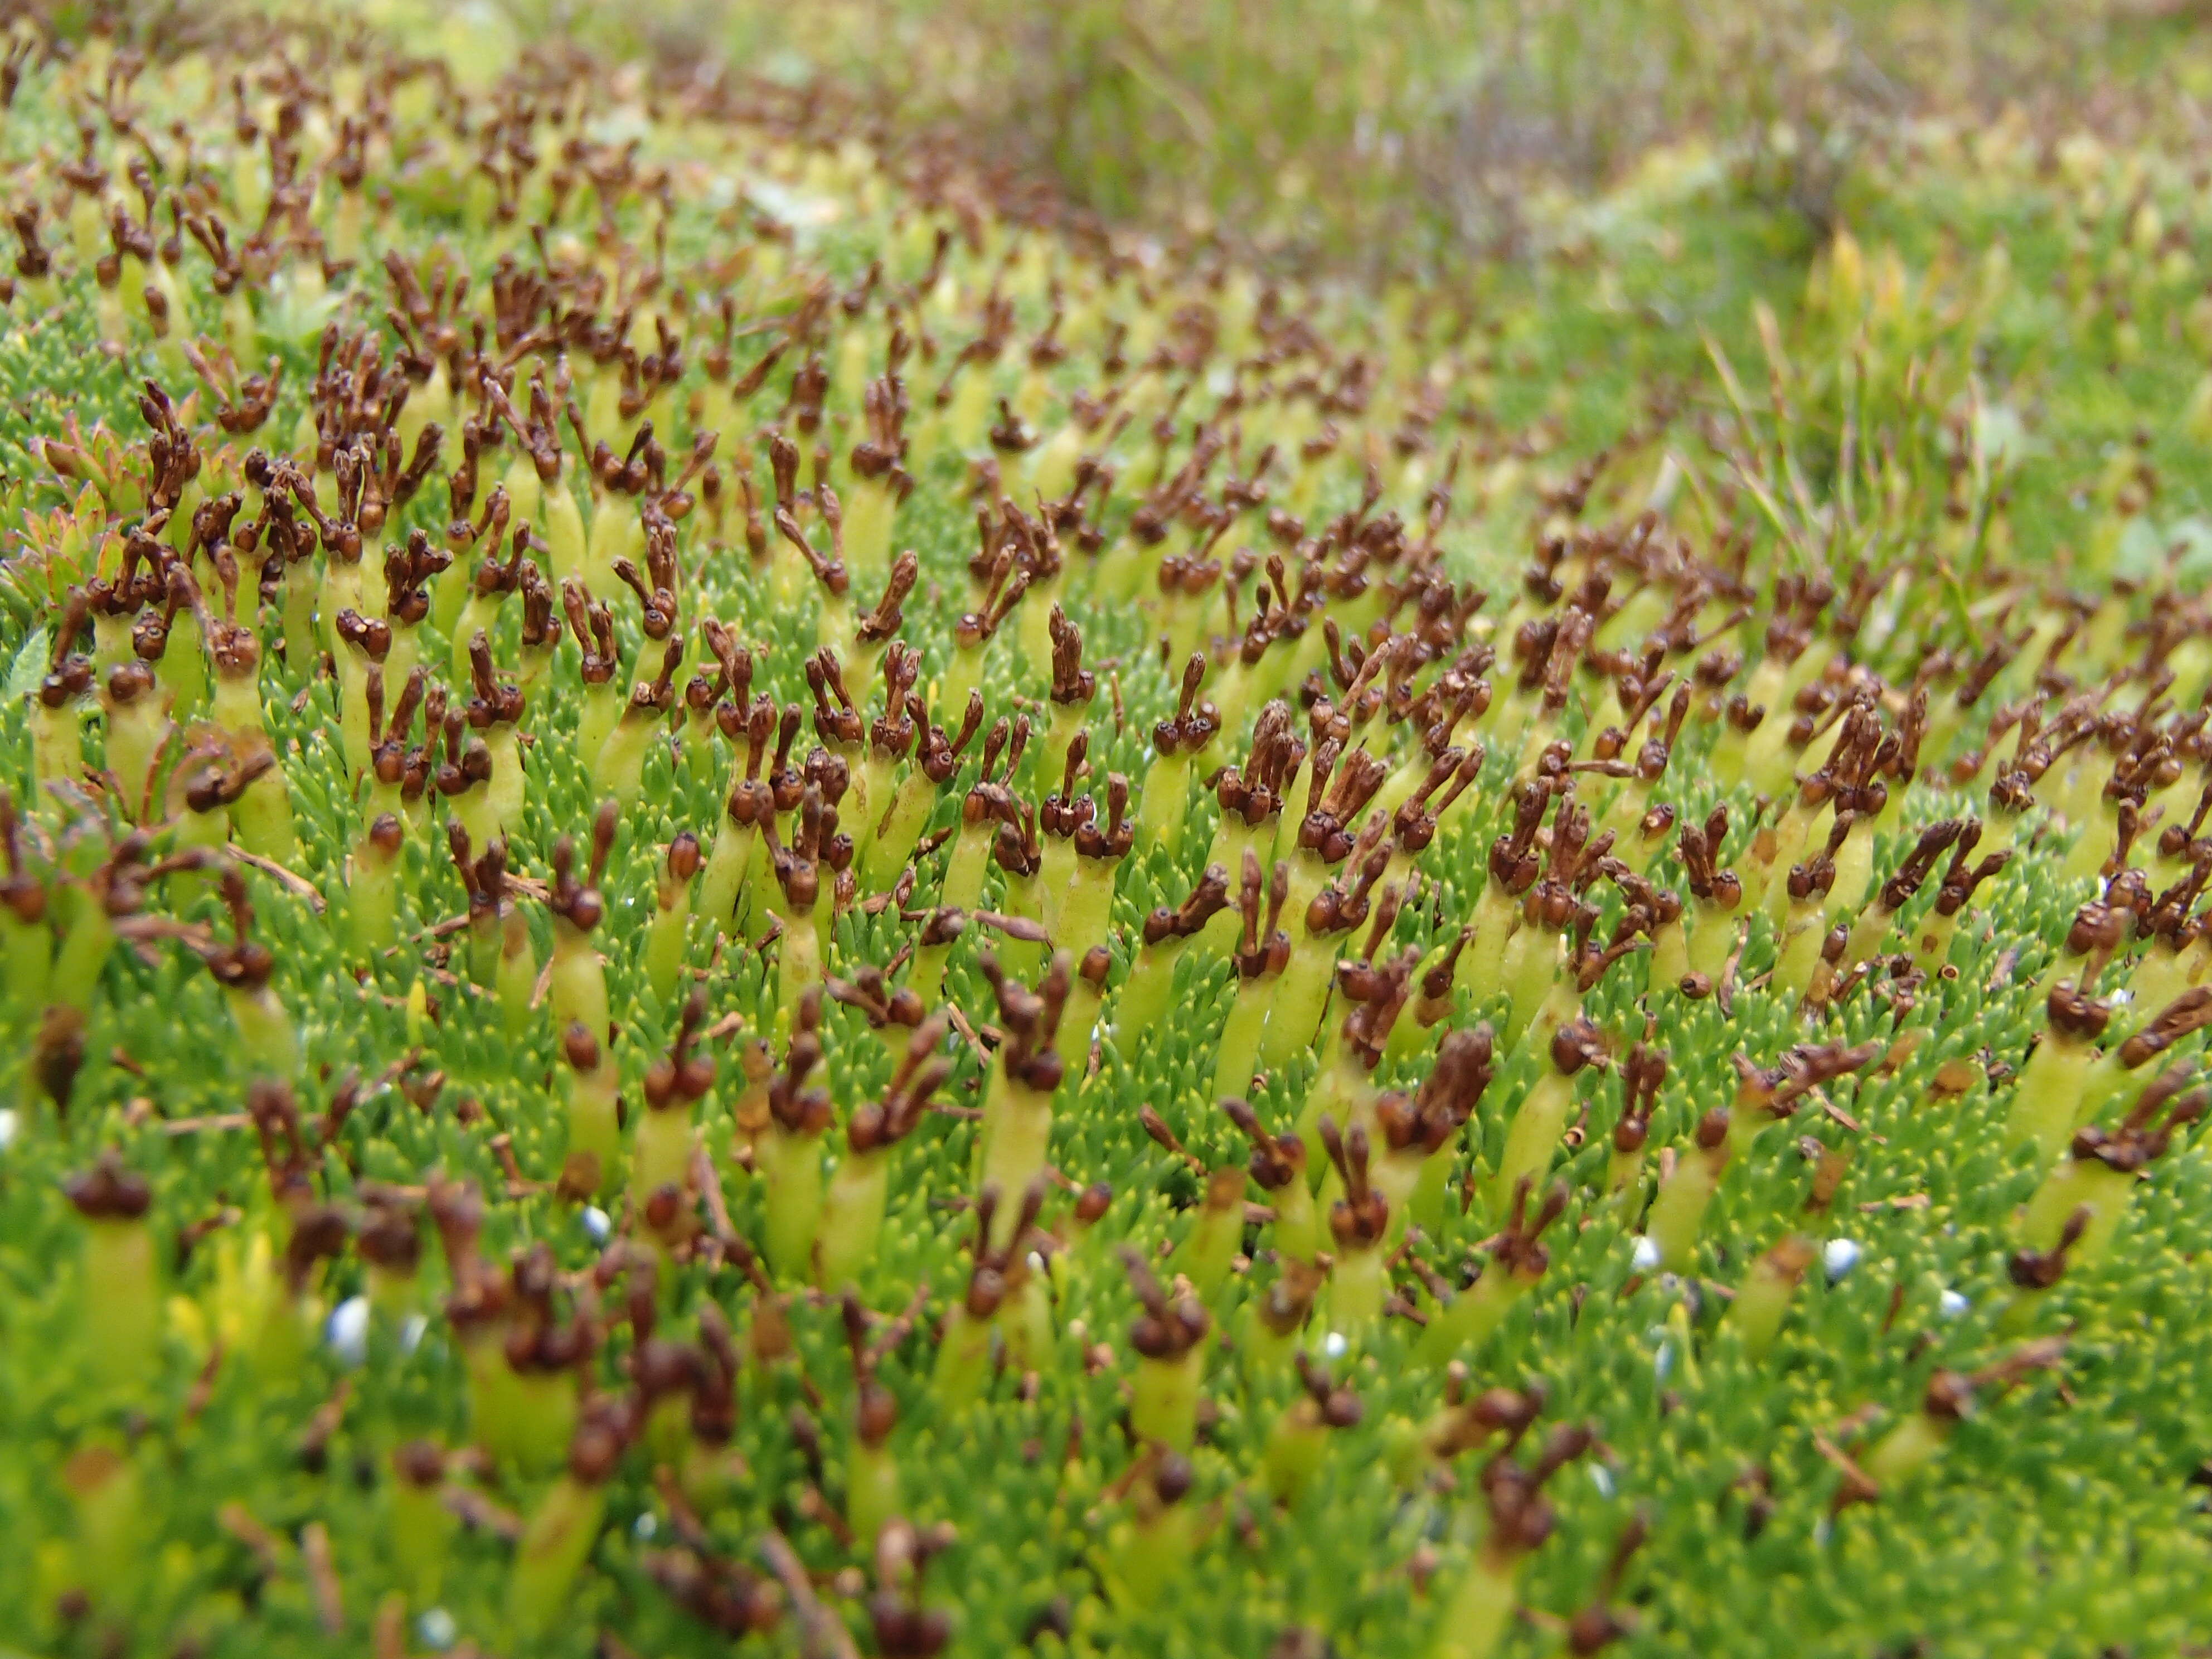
[2,11,2210,1659]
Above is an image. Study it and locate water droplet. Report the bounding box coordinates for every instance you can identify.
[418,1608,457,1650]
[1589,1464,1616,1497]
[325,1296,370,1367]
[1631,1235,1661,1272]
[1938,1289,1970,1318]
[0,1108,17,1151]
[1822,1238,1862,1282]
[400,1313,428,1353]
[634,1511,658,1539]
[581,1206,610,1243]
[1653,1342,1673,1380]
[1322,1331,1348,1359]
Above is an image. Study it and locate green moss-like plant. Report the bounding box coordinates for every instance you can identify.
[1,10,2210,1659]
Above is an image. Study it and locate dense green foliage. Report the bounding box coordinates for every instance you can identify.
[2,8,2211,1659]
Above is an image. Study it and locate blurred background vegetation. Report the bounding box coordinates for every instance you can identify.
[477,0,2212,278]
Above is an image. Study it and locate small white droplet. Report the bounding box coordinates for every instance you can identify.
[1322,1331,1348,1359]
[325,1296,370,1367]
[1631,1236,1661,1272]
[400,1313,428,1354]
[418,1608,457,1650]
[1653,1342,1673,1380]
[1027,1250,1045,1273]
[633,1511,658,1540]
[1812,1519,1833,1548]
[581,1206,611,1243]
[1938,1289,1971,1319]
[1589,1464,1616,1498]
[0,1108,17,1151]
[1822,1239,1862,1283]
